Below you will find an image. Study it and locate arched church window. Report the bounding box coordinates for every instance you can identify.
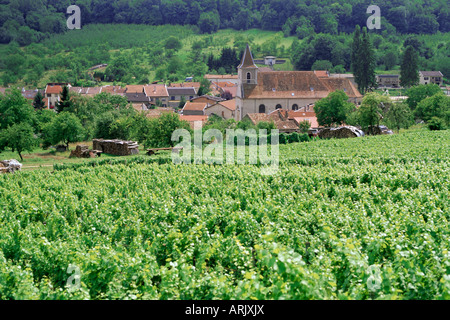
[259,104,266,113]
[292,104,299,111]
[276,104,282,110]
[247,72,251,84]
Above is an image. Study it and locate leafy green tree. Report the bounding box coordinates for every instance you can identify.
[164,36,182,51]
[198,11,220,34]
[385,102,414,133]
[43,112,85,149]
[0,89,36,130]
[400,46,419,88]
[415,93,450,125]
[33,90,45,110]
[105,55,132,82]
[0,123,37,161]
[311,60,332,71]
[256,121,276,131]
[357,92,391,134]
[383,50,399,71]
[145,113,191,148]
[298,120,311,133]
[295,17,315,39]
[427,117,446,131]
[314,90,354,127]
[406,84,441,110]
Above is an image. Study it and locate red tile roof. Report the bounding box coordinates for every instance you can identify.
[182,102,208,112]
[144,84,169,97]
[314,70,330,78]
[126,85,144,94]
[217,99,236,111]
[46,85,63,95]
[243,71,362,99]
[204,74,239,80]
[245,109,300,132]
[169,82,201,89]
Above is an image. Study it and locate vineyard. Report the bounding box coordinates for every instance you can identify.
[0,130,449,300]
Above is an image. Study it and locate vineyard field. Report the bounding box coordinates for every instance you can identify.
[0,130,449,300]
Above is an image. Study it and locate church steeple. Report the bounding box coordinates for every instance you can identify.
[237,44,258,87]
[238,43,258,69]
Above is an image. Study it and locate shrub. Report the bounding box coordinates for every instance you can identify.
[428,117,447,131]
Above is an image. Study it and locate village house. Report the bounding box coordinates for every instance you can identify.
[204,99,238,121]
[101,85,126,95]
[144,84,169,107]
[210,81,238,98]
[21,88,42,101]
[181,101,208,116]
[169,82,201,91]
[45,83,70,109]
[125,85,144,94]
[191,95,225,106]
[167,87,198,108]
[243,109,299,133]
[376,74,400,88]
[236,45,362,120]
[126,92,152,108]
[288,106,320,129]
[419,71,444,86]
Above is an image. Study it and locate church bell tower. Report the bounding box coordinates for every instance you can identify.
[237,43,258,88]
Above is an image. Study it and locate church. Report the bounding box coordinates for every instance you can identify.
[236,44,363,120]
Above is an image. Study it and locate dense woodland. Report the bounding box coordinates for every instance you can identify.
[0,0,449,88]
[1,0,450,44]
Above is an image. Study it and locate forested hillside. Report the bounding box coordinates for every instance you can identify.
[1,0,449,45]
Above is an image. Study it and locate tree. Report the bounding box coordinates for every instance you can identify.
[0,89,36,130]
[33,90,45,110]
[164,36,182,51]
[145,113,191,148]
[415,93,450,126]
[406,84,441,111]
[311,60,332,71]
[357,92,391,134]
[351,25,362,77]
[56,86,73,113]
[298,120,311,133]
[385,102,414,133]
[314,90,354,127]
[178,96,186,109]
[383,50,398,71]
[353,27,376,93]
[198,11,220,34]
[400,46,419,88]
[295,17,315,39]
[43,112,85,149]
[0,123,37,161]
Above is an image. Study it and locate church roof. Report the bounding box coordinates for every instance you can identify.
[242,71,362,99]
[238,44,258,69]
